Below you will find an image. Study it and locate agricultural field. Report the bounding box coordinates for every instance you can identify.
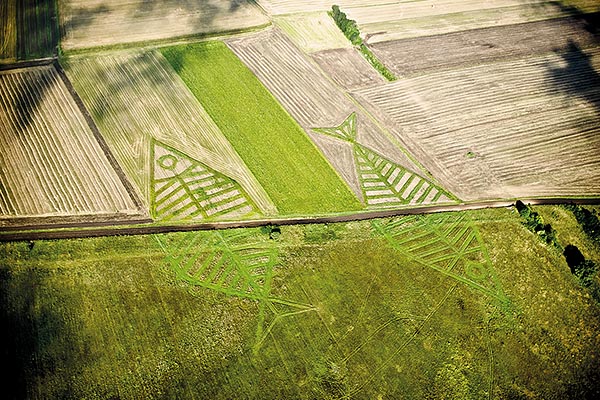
[2,208,600,398]
[160,41,363,215]
[258,1,599,42]
[3,1,600,398]
[58,0,269,51]
[274,12,351,53]
[0,64,143,226]
[370,15,600,77]
[228,28,456,208]
[0,0,58,62]
[352,46,600,201]
[64,50,275,222]
[311,47,385,90]
[344,0,600,43]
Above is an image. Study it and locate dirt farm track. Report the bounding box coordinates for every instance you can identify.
[2,0,600,238]
[2,197,600,242]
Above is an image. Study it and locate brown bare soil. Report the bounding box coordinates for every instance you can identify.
[371,15,600,77]
[311,47,385,90]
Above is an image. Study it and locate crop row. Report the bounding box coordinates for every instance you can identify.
[354,48,600,200]
[0,65,137,218]
[65,50,275,217]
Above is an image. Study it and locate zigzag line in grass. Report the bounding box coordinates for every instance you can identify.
[313,113,456,208]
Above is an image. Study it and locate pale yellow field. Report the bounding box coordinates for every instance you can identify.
[0,65,141,223]
[258,0,600,43]
[59,0,269,50]
[275,12,351,53]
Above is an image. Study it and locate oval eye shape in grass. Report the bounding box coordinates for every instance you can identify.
[161,41,362,215]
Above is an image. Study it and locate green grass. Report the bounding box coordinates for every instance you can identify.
[0,0,17,61]
[160,41,362,215]
[2,0,59,61]
[2,208,600,398]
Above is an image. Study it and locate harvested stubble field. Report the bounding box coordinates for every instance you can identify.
[370,15,600,77]
[2,208,599,398]
[64,50,275,221]
[228,28,456,208]
[353,46,600,201]
[160,41,363,215]
[258,1,599,43]
[58,0,269,51]
[0,64,142,225]
[0,0,58,62]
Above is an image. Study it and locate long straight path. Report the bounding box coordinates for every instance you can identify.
[1,197,599,242]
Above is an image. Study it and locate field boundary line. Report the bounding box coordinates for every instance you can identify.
[53,61,148,214]
[2,197,600,241]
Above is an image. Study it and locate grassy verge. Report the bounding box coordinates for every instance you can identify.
[1,209,599,398]
[329,5,396,81]
[160,41,362,215]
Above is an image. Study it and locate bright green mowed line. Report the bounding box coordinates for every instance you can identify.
[160,41,362,215]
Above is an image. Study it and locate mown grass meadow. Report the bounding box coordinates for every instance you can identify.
[1,208,599,399]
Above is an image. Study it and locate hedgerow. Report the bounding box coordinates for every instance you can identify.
[329,5,396,81]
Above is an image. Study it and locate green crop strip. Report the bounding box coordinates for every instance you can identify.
[161,41,363,215]
[329,5,396,81]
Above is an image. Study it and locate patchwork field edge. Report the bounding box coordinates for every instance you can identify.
[2,197,600,241]
[53,61,148,214]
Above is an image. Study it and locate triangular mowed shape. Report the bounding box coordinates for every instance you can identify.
[312,112,357,142]
[313,113,456,208]
[150,140,260,221]
[355,145,454,207]
[373,214,509,305]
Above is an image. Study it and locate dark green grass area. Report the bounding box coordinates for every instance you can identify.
[1,0,58,61]
[1,208,600,398]
[18,0,58,59]
[160,41,362,215]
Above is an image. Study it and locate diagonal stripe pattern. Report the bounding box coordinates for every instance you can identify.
[151,140,259,221]
[313,113,455,207]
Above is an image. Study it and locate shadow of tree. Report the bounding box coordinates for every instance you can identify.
[549,1,600,36]
[546,40,600,115]
[59,4,110,34]
[0,254,74,399]
[59,0,262,46]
